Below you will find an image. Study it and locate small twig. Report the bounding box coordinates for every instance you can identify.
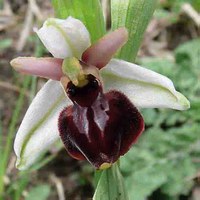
[0,0,16,31]
[3,0,13,15]
[3,175,10,185]
[16,3,34,51]
[6,155,16,174]
[50,174,65,200]
[28,0,43,21]
[0,81,30,97]
[192,187,200,200]
[182,3,200,28]
[192,158,200,163]
[186,172,200,181]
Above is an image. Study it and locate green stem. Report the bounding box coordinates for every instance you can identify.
[93,162,128,200]
[94,170,103,187]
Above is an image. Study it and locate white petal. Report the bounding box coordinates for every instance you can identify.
[36,17,91,59]
[101,59,190,110]
[14,80,71,170]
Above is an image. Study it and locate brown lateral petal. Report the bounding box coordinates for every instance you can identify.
[82,27,128,69]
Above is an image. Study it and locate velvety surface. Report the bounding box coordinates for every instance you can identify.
[58,75,144,168]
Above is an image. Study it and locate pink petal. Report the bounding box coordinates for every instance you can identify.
[82,27,128,69]
[10,57,63,80]
[10,28,128,79]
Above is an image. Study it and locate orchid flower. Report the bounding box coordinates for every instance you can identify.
[10,17,190,170]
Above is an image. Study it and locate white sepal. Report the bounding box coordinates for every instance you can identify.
[101,59,190,110]
[14,80,71,170]
[36,17,91,59]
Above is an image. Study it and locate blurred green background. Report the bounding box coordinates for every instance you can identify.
[0,0,200,199]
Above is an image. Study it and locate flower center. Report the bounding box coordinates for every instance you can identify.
[66,74,102,107]
[62,57,89,87]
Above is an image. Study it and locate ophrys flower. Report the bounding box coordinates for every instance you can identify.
[10,17,190,170]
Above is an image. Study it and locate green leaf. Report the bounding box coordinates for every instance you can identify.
[125,164,168,200]
[121,124,200,200]
[161,158,195,196]
[93,163,128,200]
[25,185,51,200]
[52,0,106,43]
[175,39,200,73]
[111,0,157,62]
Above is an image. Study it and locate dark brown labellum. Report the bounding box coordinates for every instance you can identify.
[58,74,144,169]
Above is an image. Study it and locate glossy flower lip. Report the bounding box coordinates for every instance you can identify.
[10,16,190,170]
